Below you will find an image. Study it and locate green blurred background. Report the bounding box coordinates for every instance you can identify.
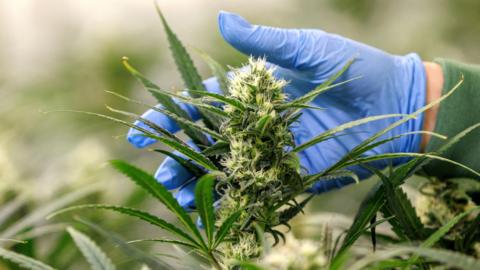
[1,0,479,269]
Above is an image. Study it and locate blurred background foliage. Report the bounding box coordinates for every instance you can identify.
[1,0,479,269]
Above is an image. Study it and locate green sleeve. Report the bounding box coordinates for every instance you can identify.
[424,58,480,179]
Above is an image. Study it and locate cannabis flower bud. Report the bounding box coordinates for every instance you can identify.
[216,58,303,261]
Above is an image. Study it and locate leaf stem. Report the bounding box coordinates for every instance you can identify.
[208,251,222,270]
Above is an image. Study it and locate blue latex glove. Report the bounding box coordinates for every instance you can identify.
[127,11,426,209]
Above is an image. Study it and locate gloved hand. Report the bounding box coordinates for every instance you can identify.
[127,11,426,209]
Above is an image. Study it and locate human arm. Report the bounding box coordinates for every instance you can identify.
[423,59,480,179]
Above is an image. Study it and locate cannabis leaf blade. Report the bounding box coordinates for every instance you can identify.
[214,211,241,248]
[110,161,206,247]
[188,90,245,111]
[122,58,209,146]
[128,238,198,249]
[67,227,116,270]
[196,50,229,94]
[0,247,56,270]
[48,204,200,248]
[155,5,223,129]
[293,114,405,153]
[195,174,217,247]
[153,149,204,177]
[422,206,480,248]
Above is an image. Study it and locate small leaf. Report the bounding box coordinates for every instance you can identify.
[292,114,405,153]
[67,227,116,270]
[153,149,204,177]
[110,161,207,247]
[349,76,464,160]
[106,105,187,145]
[76,217,171,270]
[284,59,356,105]
[48,204,200,248]
[47,110,217,170]
[278,195,314,225]
[127,238,197,249]
[234,261,268,270]
[214,211,241,248]
[195,49,229,94]
[340,153,480,178]
[122,58,209,146]
[0,247,56,270]
[349,246,480,270]
[334,183,385,259]
[255,114,272,136]
[303,170,359,187]
[107,91,225,141]
[148,88,229,118]
[422,206,480,247]
[202,141,230,156]
[195,174,217,248]
[188,90,245,111]
[155,5,222,129]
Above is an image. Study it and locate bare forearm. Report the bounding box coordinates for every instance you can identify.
[421,61,444,151]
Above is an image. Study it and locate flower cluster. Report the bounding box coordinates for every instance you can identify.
[216,58,303,262]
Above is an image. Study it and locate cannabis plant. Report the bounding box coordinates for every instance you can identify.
[5,6,480,270]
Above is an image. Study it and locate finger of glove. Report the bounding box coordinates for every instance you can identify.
[154,140,201,190]
[127,78,222,148]
[218,11,343,71]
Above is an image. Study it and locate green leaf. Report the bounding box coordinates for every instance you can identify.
[423,206,480,247]
[202,141,230,156]
[0,247,56,270]
[340,152,480,178]
[121,58,210,146]
[405,206,480,265]
[195,49,229,94]
[334,183,385,259]
[110,161,207,248]
[48,204,200,248]
[67,227,116,270]
[155,5,223,129]
[106,105,187,145]
[147,135,218,170]
[213,211,241,248]
[46,110,218,170]
[127,238,197,249]
[292,114,405,153]
[120,114,216,170]
[280,58,356,110]
[234,261,267,270]
[153,149,204,177]
[75,217,172,270]
[281,103,325,110]
[0,183,100,240]
[188,90,245,111]
[195,174,217,248]
[278,195,314,225]
[255,114,272,136]
[349,246,480,270]
[378,174,425,240]
[303,170,359,187]
[348,76,463,160]
[148,88,229,118]
[107,91,226,141]
[155,8,204,94]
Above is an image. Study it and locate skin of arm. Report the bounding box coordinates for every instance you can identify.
[421,62,444,151]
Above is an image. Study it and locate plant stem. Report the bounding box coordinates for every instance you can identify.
[209,251,222,270]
